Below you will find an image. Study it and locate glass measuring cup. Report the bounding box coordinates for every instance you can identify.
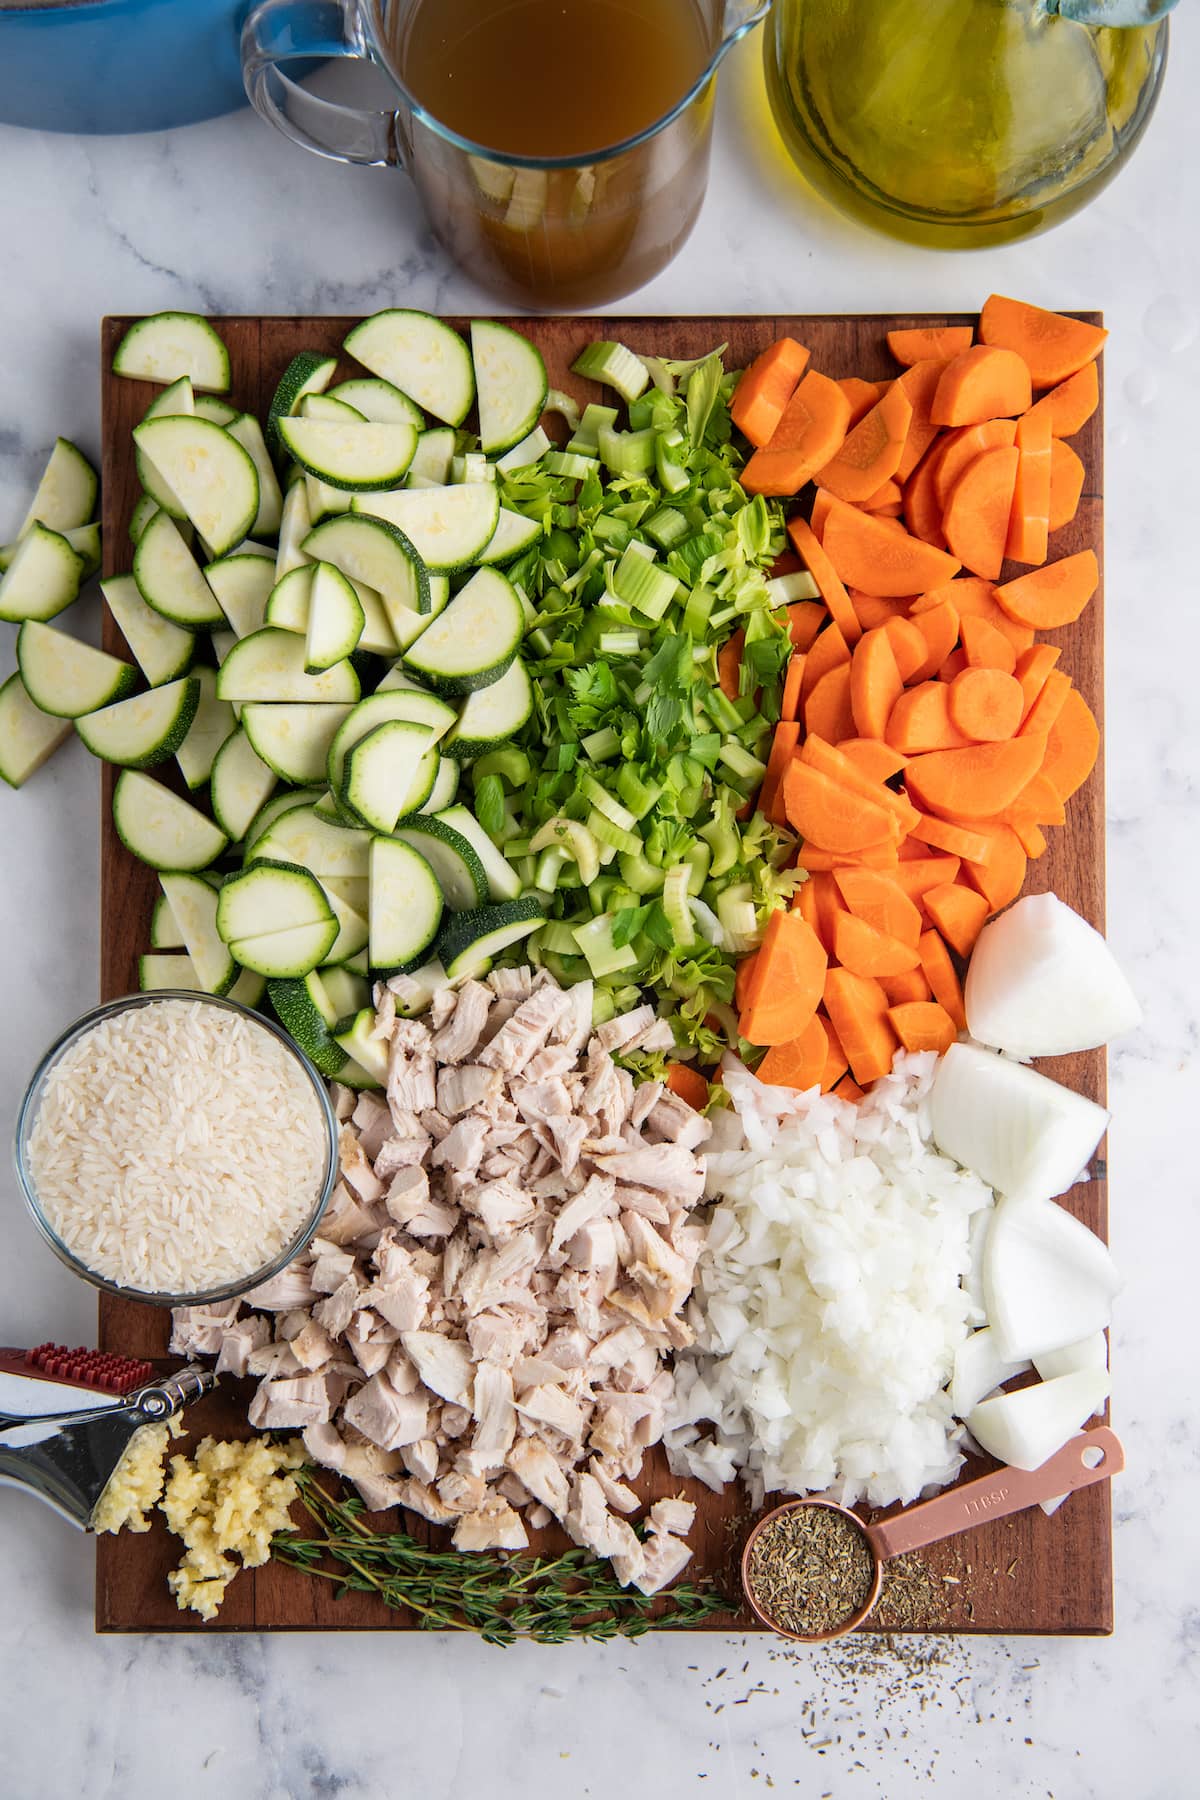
[242,0,771,309]
[741,1425,1124,1642]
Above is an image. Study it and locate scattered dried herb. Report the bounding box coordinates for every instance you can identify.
[745,1505,876,1638]
[871,1550,951,1631]
[272,1470,729,1645]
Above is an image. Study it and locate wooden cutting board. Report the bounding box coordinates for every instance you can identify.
[95,313,1108,1635]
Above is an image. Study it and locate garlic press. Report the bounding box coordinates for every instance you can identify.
[0,1343,217,1529]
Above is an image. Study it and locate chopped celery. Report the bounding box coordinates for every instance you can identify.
[611,542,679,621]
[574,912,642,976]
[543,390,581,431]
[615,765,661,819]
[597,426,656,478]
[580,775,638,832]
[680,583,715,640]
[598,630,643,657]
[618,850,666,895]
[587,808,642,856]
[580,725,621,762]
[662,865,695,948]
[567,403,618,454]
[538,918,582,955]
[766,569,820,606]
[474,747,531,787]
[529,816,600,885]
[645,505,690,549]
[544,450,600,481]
[571,342,650,405]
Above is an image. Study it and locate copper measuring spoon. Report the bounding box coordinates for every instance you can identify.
[741,1426,1124,1643]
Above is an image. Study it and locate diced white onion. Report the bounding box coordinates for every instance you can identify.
[968,1369,1110,1472]
[951,1327,1031,1420]
[931,1041,1110,1206]
[1033,1331,1109,1381]
[983,1194,1120,1361]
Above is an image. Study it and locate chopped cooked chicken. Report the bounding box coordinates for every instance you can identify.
[478,985,570,1075]
[437,1064,503,1118]
[352,1092,393,1162]
[466,1361,516,1471]
[339,1125,385,1204]
[633,1531,694,1596]
[507,1437,570,1519]
[402,1330,474,1407]
[645,1091,712,1152]
[431,980,492,1064]
[318,1181,383,1247]
[453,1501,528,1552]
[247,1373,331,1429]
[241,1265,316,1311]
[648,1497,696,1537]
[343,1372,429,1450]
[430,1114,488,1176]
[213,1314,271,1378]
[592,1142,706,1205]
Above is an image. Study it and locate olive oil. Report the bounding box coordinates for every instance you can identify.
[395,0,712,159]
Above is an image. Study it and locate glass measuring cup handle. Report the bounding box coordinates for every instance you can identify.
[241,0,405,168]
[866,1426,1125,1563]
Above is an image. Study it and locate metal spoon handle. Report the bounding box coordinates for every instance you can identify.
[866,1427,1124,1563]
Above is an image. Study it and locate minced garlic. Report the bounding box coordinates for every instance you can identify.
[161,1435,306,1622]
[92,1417,184,1535]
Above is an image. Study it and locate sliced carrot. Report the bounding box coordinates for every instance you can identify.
[903,450,947,549]
[819,1012,850,1092]
[1014,643,1062,718]
[960,822,1028,913]
[888,1000,958,1054]
[735,949,760,1011]
[850,591,911,632]
[759,719,801,821]
[1017,667,1073,739]
[850,627,904,741]
[732,337,811,446]
[823,968,898,1086]
[882,615,927,682]
[814,382,913,504]
[741,447,818,497]
[880,967,932,1005]
[942,445,1020,581]
[994,549,1099,630]
[823,499,960,597]
[834,911,921,978]
[783,760,898,853]
[893,855,962,900]
[864,479,904,511]
[918,929,967,1030]
[664,1062,710,1110]
[833,1073,866,1103]
[887,681,973,755]
[937,648,967,683]
[1041,687,1100,802]
[832,867,922,947]
[888,325,973,368]
[894,359,949,483]
[787,600,825,652]
[1012,819,1048,858]
[788,515,862,645]
[798,842,901,872]
[800,622,852,707]
[1027,360,1099,438]
[1006,405,1053,566]
[781,654,805,724]
[805,663,857,744]
[799,735,918,830]
[1006,770,1066,829]
[923,882,990,957]
[717,628,744,701]
[794,871,845,954]
[914,577,1033,653]
[948,667,1024,742]
[932,419,1018,511]
[905,736,1045,821]
[931,346,1032,427]
[839,737,908,781]
[907,598,959,683]
[757,1014,829,1092]
[838,377,886,428]
[762,368,852,476]
[907,814,993,863]
[960,614,1017,675]
[809,488,836,541]
[1049,438,1086,532]
[979,295,1107,390]
[738,911,828,1047]
[770,549,805,579]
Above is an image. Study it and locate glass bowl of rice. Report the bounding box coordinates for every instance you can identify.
[14,991,339,1307]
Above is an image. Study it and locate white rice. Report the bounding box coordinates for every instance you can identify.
[664,1053,995,1511]
[27,999,328,1295]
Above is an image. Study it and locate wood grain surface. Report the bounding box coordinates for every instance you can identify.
[96,313,1108,1635]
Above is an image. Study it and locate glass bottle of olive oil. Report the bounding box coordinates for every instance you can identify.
[763,0,1169,247]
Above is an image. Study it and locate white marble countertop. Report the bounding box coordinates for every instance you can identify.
[2,20,1199,1798]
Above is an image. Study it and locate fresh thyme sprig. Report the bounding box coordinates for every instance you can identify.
[272,1469,730,1645]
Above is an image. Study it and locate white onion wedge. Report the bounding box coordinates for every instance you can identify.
[983,1195,1120,1361]
[965,893,1141,1060]
[1034,1331,1109,1381]
[931,1041,1109,1206]
[969,1369,1110,1472]
[951,1327,1031,1420]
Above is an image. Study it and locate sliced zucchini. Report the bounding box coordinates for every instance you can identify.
[442,657,533,759]
[62,523,102,581]
[267,351,339,453]
[228,917,339,980]
[343,719,434,834]
[326,688,456,795]
[495,426,552,474]
[112,313,231,392]
[209,725,278,840]
[393,815,488,909]
[322,874,370,917]
[139,952,204,993]
[76,676,199,769]
[406,427,456,489]
[332,1008,389,1085]
[305,473,353,525]
[215,628,360,704]
[306,561,365,673]
[350,579,399,657]
[320,965,371,1021]
[264,563,312,633]
[252,803,370,878]
[420,755,460,813]
[278,417,418,492]
[323,883,371,965]
[217,856,334,942]
[402,566,522,695]
[355,483,499,575]
[133,508,226,629]
[244,785,325,857]
[112,770,228,870]
[101,574,194,687]
[471,320,548,455]
[267,975,349,1077]
[17,621,137,719]
[303,393,367,425]
[142,376,195,423]
[150,891,184,949]
[176,666,236,790]
[0,523,86,624]
[204,551,275,638]
[226,413,284,538]
[135,444,187,520]
[19,438,98,536]
[132,417,259,559]
[194,395,240,429]
[303,514,430,632]
[275,478,313,582]
[128,494,161,545]
[229,967,269,1008]
[369,836,444,972]
[343,310,474,427]
[161,872,237,995]
[329,377,424,428]
[242,701,355,783]
[434,802,522,900]
[435,897,545,980]
[478,508,542,567]
[0,671,73,788]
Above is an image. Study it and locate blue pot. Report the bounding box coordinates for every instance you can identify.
[0,0,250,135]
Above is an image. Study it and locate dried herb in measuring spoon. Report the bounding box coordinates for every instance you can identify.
[745,1505,876,1639]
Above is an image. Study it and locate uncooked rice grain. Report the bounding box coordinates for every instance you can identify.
[27,1000,328,1294]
